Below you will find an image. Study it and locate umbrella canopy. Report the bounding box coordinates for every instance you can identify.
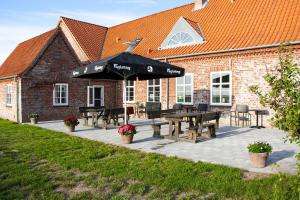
[72,52,185,124]
[72,52,185,80]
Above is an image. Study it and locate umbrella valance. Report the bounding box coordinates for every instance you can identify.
[72,52,184,80]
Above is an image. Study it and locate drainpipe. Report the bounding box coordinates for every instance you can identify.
[165,58,170,109]
[15,78,20,123]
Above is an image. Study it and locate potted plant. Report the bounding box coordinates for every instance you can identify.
[64,116,80,132]
[248,141,272,168]
[28,113,39,124]
[118,124,137,144]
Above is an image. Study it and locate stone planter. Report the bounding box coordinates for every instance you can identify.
[66,125,76,133]
[249,152,269,168]
[121,134,134,144]
[30,118,38,124]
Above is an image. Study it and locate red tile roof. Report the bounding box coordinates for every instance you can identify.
[60,17,108,62]
[101,0,300,59]
[0,29,56,78]
[1,0,300,78]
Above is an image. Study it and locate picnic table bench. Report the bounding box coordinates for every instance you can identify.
[102,107,132,129]
[164,111,221,143]
[79,106,105,127]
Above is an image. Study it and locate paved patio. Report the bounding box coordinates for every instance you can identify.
[34,118,299,175]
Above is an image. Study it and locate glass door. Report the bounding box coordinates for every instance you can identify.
[87,86,104,107]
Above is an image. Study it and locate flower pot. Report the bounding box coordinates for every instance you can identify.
[249,152,269,168]
[30,118,38,124]
[66,125,75,133]
[121,134,134,144]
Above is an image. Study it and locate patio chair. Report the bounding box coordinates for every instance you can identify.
[173,103,184,113]
[197,103,208,112]
[145,102,168,137]
[230,105,252,127]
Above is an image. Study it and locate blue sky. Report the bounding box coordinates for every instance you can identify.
[0,0,191,63]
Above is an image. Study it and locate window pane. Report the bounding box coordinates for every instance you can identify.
[154,79,160,85]
[221,85,230,103]
[89,87,93,105]
[149,80,153,85]
[185,75,192,84]
[177,77,184,85]
[212,85,220,103]
[61,98,67,104]
[222,73,230,83]
[185,95,192,103]
[185,85,191,93]
[212,73,220,83]
[177,85,184,92]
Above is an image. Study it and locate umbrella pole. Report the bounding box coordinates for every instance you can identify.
[124,79,128,125]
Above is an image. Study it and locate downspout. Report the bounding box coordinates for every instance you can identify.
[165,58,169,109]
[16,77,20,123]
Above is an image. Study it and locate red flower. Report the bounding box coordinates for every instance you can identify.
[118,124,137,135]
[64,116,80,127]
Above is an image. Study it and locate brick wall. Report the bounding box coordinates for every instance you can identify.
[131,47,300,125]
[0,78,20,122]
[20,31,118,122]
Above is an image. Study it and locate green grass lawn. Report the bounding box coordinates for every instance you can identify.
[0,119,299,200]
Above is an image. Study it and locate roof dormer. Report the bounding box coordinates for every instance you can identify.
[160,16,205,50]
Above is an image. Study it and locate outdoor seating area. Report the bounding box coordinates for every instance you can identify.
[34,117,300,174]
[78,102,271,144]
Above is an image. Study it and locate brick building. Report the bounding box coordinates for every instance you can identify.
[0,0,299,123]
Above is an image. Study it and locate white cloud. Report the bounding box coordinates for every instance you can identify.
[0,25,51,64]
[34,10,139,27]
[114,0,157,4]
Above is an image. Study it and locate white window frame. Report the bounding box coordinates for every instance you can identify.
[210,71,232,106]
[166,32,196,49]
[6,84,12,106]
[87,85,105,107]
[147,79,162,102]
[123,80,135,103]
[53,83,69,106]
[176,73,194,105]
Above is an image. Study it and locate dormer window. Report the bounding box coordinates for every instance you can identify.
[160,16,205,50]
[167,32,195,48]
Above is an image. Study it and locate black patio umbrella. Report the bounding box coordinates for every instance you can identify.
[72,52,185,124]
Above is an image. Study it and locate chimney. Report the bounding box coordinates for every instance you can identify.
[194,0,208,11]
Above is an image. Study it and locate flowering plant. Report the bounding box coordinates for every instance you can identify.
[118,124,137,136]
[64,116,80,127]
[247,141,272,153]
[28,113,39,119]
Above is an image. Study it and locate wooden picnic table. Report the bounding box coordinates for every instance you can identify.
[164,111,221,142]
[79,107,105,128]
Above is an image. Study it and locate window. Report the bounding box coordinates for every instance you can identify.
[147,79,161,102]
[6,84,12,106]
[210,71,232,106]
[167,32,195,48]
[176,74,193,104]
[124,80,135,103]
[53,83,68,106]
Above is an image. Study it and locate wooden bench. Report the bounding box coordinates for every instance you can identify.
[79,106,105,127]
[151,121,169,138]
[102,107,132,129]
[201,123,216,138]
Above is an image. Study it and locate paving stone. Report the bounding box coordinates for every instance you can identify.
[33,118,300,174]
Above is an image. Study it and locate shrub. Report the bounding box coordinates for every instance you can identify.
[118,124,137,136]
[64,116,80,127]
[248,141,272,153]
[28,113,39,119]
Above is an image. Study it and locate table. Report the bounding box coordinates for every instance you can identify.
[79,107,105,128]
[250,109,268,129]
[164,112,221,142]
